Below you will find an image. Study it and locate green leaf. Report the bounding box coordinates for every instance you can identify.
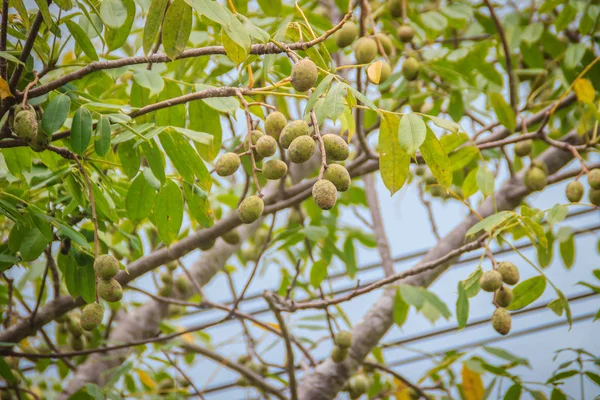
[550,388,567,400]
[160,131,211,191]
[19,226,49,261]
[156,81,185,127]
[126,173,157,223]
[398,113,427,156]
[503,383,522,400]
[65,20,98,61]
[189,100,222,161]
[462,266,482,298]
[585,371,600,386]
[79,264,96,304]
[559,233,574,269]
[304,75,333,115]
[394,289,409,327]
[256,0,281,16]
[506,276,546,310]
[70,107,93,155]
[521,22,544,44]
[343,238,357,278]
[483,346,530,366]
[450,146,479,171]
[466,211,514,237]
[490,92,515,132]
[427,115,460,133]
[456,281,469,329]
[42,94,71,135]
[310,260,328,288]
[141,139,166,184]
[0,356,16,384]
[162,0,192,60]
[105,0,135,51]
[143,0,169,55]
[547,369,578,384]
[556,289,572,327]
[154,180,183,245]
[303,226,328,241]
[100,0,127,29]
[117,140,140,179]
[133,70,164,95]
[323,81,346,122]
[379,114,410,195]
[94,116,111,156]
[183,183,213,228]
[476,167,495,197]
[222,29,247,64]
[546,204,568,225]
[420,127,452,187]
[34,0,54,28]
[555,3,576,31]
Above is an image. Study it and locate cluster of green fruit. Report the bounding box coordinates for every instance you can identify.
[565,168,600,206]
[55,312,91,351]
[236,355,269,386]
[479,262,520,335]
[330,330,352,363]
[8,104,50,152]
[515,140,550,193]
[333,9,420,84]
[214,58,352,226]
[158,263,190,298]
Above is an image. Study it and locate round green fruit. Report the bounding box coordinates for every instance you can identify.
[69,335,85,351]
[198,238,216,250]
[80,303,104,331]
[497,262,520,285]
[324,164,351,192]
[375,33,393,56]
[312,179,337,210]
[94,254,119,279]
[415,165,426,176]
[524,167,547,192]
[589,188,600,206]
[244,130,266,160]
[397,25,415,43]
[13,109,37,141]
[354,37,378,64]
[160,272,173,285]
[98,278,124,302]
[491,307,511,336]
[566,180,584,203]
[176,276,190,294]
[290,58,318,92]
[334,330,352,348]
[335,21,359,48]
[222,230,241,245]
[331,345,348,363]
[368,61,392,84]
[351,374,370,395]
[402,57,420,81]
[262,159,288,180]
[514,139,532,157]
[256,135,278,158]
[67,317,84,338]
[265,111,287,140]
[480,270,503,292]
[30,129,50,152]
[215,152,241,177]
[588,169,600,189]
[280,120,310,149]
[495,286,513,308]
[388,0,402,17]
[288,135,316,164]
[322,134,349,161]
[158,284,172,297]
[532,159,548,175]
[238,195,264,224]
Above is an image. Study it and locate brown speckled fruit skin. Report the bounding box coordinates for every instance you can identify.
[566,180,584,203]
[256,135,278,158]
[588,169,600,189]
[265,112,287,140]
[280,120,310,149]
[237,195,264,224]
[354,37,378,64]
[94,254,119,279]
[80,303,104,331]
[495,286,513,308]
[288,135,316,164]
[215,152,241,176]
[98,278,124,302]
[589,188,600,206]
[13,109,37,141]
[291,58,318,92]
[324,164,351,192]
[312,179,337,210]
[335,21,358,48]
[262,159,288,180]
[480,270,503,292]
[491,307,512,335]
[322,134,349,161]
[497,262,520,285]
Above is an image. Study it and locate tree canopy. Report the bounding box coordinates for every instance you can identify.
[0,0,599,399]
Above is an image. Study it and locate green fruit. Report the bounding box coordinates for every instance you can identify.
[331,345,348,363]
[158,377,175,390]
[424,175,437,185]
[238,195,264,224]
[497,262,520,285]
[480,270,503,292]
[280,120,310,149]
[334,330,352,348]
[588,169,600,189]
[322,134,349,161]
[69,335,85,351]
[94,254,119,279]
[495,286,513,308]
[98,278,124,302]
[265,111,287,140]
[13,109,37,141]
[589,188,600,206]
[159,284,172,297]
[388,0,402,17]
[375,33,393,56]
[313,179,337,210]
[415,165,426,176]
[491,307,511,335]
[67,317,84,338]
[237,354,251,365]
[80,303,104,331]
[290,58,318,92]
[215,152,241,177]
[242,245,259,262]
[532,159,548,175]
[256,135,278,158]
[335,21,359,48]
[397,25,415,42]
[524,167,547,192]
[288,135,316,164]
[176,276,190,294]
[354,37,378,64]
[514,139,532,157]
[198,238,216,250]
[351,374,370,395]
[324,164,351,192]
[566,180,584,203]
[30,128,50,152]
[430,185,443,197]
[160,272,173,284]
[222,230,241,245]
[402,57,420,81]
[244,130,266,160]
[262,159,288,180]
[368,61,392,84]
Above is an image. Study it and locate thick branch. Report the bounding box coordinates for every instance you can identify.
[363,174,394,277]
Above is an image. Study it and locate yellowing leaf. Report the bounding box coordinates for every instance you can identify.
[62,51,75,64]
[253,321,280,332]
[462,363,484,400]
[247,65,254,88]
[574,78,595,104]
[367,60,383,84]
[0,76,13,99]
[394,379,410,400]
[177,328,194,344]
[136,369,156,389]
